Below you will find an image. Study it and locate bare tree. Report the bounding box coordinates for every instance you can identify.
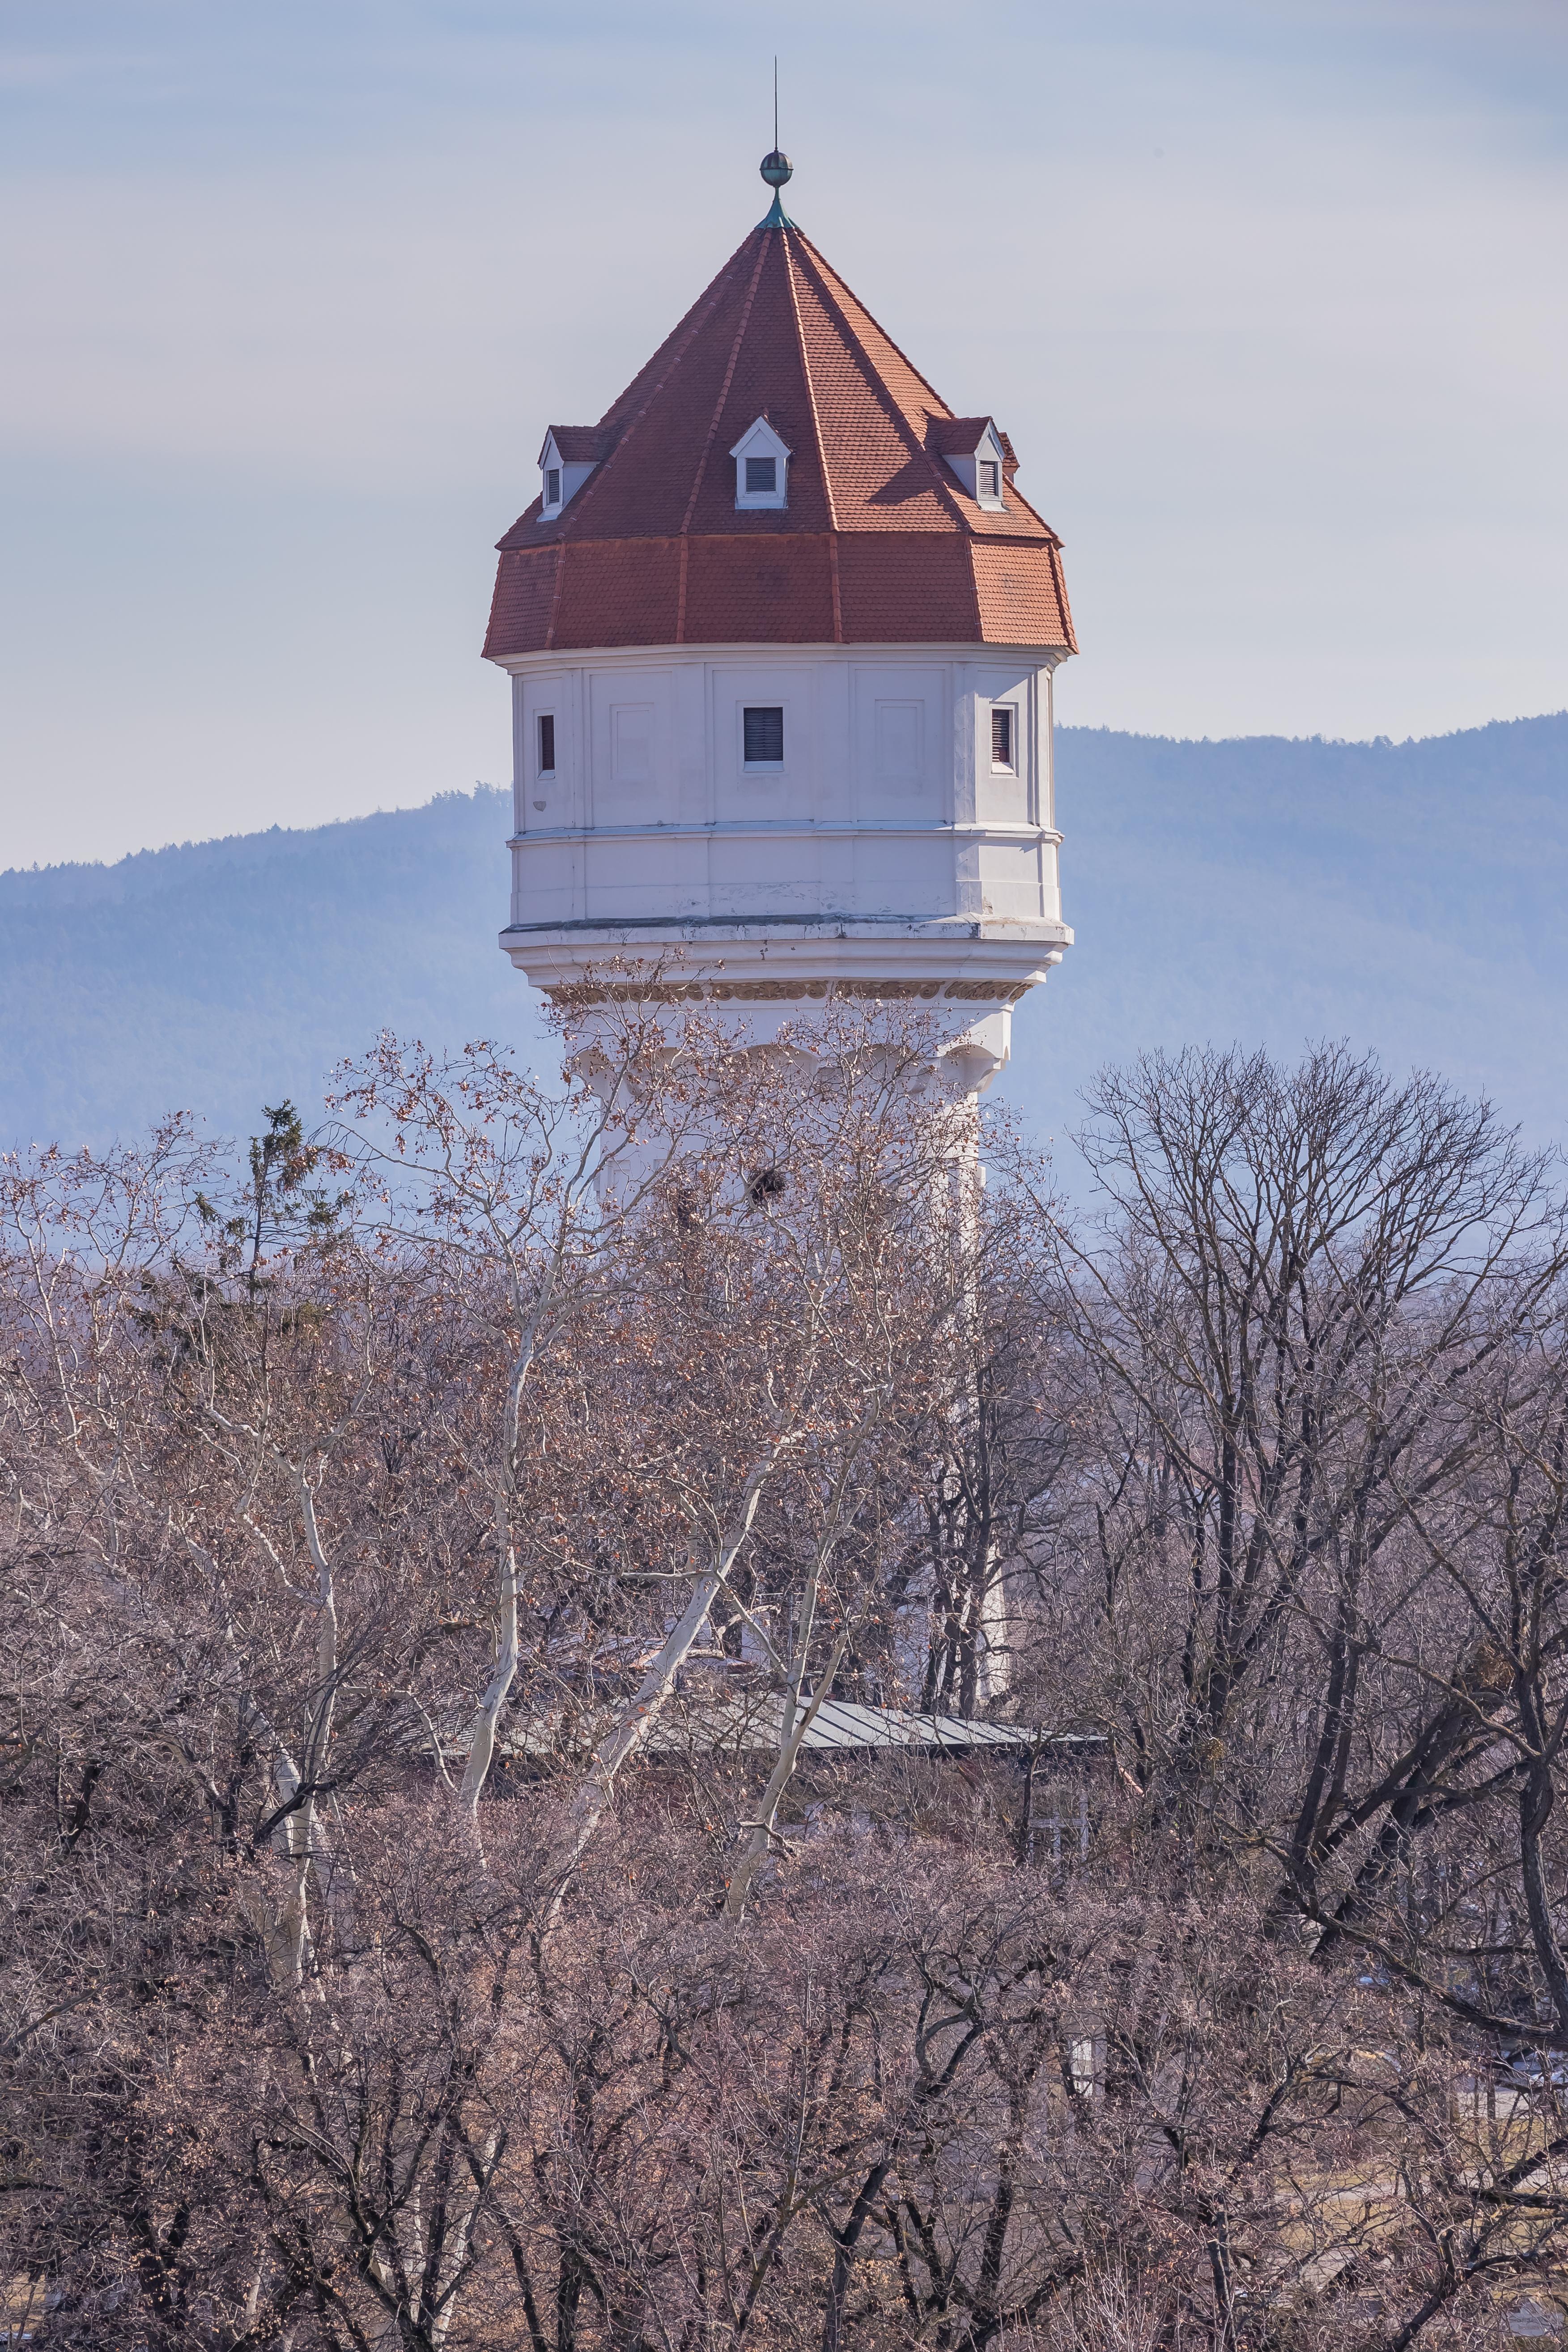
[1032,1048,1568,1931]
[11,1038,1568,2349]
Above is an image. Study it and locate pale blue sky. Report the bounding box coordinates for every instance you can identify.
[2,0,1564,871]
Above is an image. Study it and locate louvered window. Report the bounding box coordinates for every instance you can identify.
[978,459,1000,500]
[990,708,1014,770]
[743,706,785,764]
[731,421,790,507]
[544,467,561,506]
[537,714,556,774]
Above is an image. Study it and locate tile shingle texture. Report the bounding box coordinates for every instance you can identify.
[484,222,1077,659]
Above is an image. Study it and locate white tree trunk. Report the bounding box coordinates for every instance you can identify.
[724,1616,851,1920]
[266,1467,340,1988]
[548,1442,795,1913]
[457,1331,533,1823]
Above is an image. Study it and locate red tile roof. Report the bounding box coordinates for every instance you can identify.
[543,425,616,464]
[484,223,1077,660]
[929,416,996,455]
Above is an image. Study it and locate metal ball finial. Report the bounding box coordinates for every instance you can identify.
[757,63,795,227]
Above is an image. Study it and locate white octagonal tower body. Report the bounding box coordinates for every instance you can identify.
[485,159,1077,1094]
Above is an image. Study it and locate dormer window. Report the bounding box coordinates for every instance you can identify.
[934,417,1010,511]
[730,417,791,510]
[537,425,612,519]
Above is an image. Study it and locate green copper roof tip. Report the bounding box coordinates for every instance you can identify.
[758,147,794,229]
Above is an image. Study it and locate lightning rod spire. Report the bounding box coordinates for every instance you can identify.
[759,58,794,229]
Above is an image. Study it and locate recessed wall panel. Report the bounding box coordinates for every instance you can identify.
[518,671,573,833]
[589,668,676,827]
[710,667,814,825]
[850,665,944,818]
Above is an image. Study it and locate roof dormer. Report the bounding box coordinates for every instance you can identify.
[538,425,612,519]
[931,417,1010,511]
[729,415,791,510]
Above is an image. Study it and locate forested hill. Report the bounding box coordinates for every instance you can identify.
[1,789,533,1154]
[3,713,1564,1157]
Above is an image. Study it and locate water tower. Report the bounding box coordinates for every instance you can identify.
[484,152,1075,1097]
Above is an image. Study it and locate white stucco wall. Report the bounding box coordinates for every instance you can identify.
[504,642,1066,937]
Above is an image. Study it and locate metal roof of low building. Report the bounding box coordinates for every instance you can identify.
[499,1691,1099,1764]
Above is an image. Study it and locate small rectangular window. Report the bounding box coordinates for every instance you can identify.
[537,714,556,774]
[743,706,784,764]
[990,708,1014,769]
[745,456,777,494]
[545,467,561,506]
[978,459,1000,499]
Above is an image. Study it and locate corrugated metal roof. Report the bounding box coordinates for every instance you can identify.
[497,1692,1098,1763]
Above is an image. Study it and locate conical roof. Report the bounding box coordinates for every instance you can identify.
[484,221,1076,659]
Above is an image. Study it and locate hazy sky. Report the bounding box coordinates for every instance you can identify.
[2,0,1564,872]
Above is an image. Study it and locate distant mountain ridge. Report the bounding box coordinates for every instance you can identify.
[0,791,533,1152]
[3,715,1564,1157]
[1019,712,1568,1154]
